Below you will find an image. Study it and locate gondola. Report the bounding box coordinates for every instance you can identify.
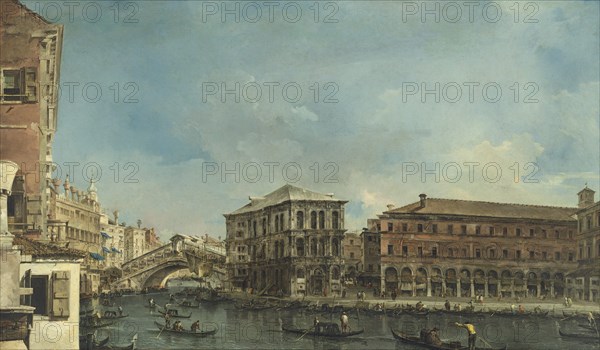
[176,300,199,308]
[101,333,138,350]
[101,313,129,320]
[157,309,192,318]
[80,321,116,329]
[282,322,364,338]
[558,329,600,341]
[79,334,110,349]
[578,323,600,332]
[391,328,507,350]
[154,321,217,337]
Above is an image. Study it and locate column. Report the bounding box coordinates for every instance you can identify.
[457,280,461,297]
[412,278,416,297]
[426,277,432,297]
[550,281,555,298]
[484,278,489,298]
[537,282,542,298]
[442,280,447,296]
[380,273,386,294]
[470,279,475,297]
[510,279,515,298]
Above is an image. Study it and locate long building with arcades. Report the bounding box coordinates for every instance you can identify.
[366,192,581,300]
[224,184,347,296]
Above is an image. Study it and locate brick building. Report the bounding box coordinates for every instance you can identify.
[366,193,579,299]
[1,0,63,236]
[225,184,347,296]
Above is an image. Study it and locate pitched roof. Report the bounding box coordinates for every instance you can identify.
[13,235,86,259]
[385,198,577,222]
[228,184,346,215]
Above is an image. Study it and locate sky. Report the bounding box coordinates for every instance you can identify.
[22,0,600,240]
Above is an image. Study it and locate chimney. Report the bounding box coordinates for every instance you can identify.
[419,193,427,208]
[386,204,395,211]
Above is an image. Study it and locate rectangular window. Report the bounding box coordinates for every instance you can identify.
[432,224,438,233]
[402,245,408,256]
[555,252,560,260]
[1,68,38,103]
[461,225,467,235]
[516,250,522,259]
[568,253,574,262]
[475,226,481,235]
[376,224,381,232]
[489,227,495,235]
[387,223,393,232]
[489,249,495,258]
[516,228,521,237]
[417,247,423,257]
[555,230,560,239]
[542,229,547,238]
[542,251,547,260]
[503,227,508,236]
[368,236,372,242]
[447,225,453,234]
[402,223,408,232]
[502,249,508,258]
[31,275,49,315]
[475,249,481,258]
[529,229,534,237]
[417,224,423,233]
[529,251,535,259]
[387,245,394,255]
[349,240,353,245]
[462,248,467,258]
[432,247,437,257]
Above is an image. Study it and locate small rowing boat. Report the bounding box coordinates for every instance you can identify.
[154,321,217,337]
[282,322,363,338]
[390,328,507,350]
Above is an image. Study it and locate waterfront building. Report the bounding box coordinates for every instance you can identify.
[341,231,363,282]
[1,0,63,236]
[225,184,347,296]
[366,193,579,299]
[567,186,600,301]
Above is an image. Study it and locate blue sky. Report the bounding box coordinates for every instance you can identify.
[23,1,600,239]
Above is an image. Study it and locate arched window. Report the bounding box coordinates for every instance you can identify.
[275,215,280,232]
[297,268,305,279]
[297,211,304,229]
[296,238,305,257]
[319,211,325,229]
[279,214,285,231]
[280,240,285,257]
[332,211,339,229]
[311,238,317,256]
[332,266,340,280]
[332,238,339,256]
[262,218,267,235]
[310,211,317,229]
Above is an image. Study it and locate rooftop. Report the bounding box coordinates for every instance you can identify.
[228,184,347,215]
[13,235,86,259]
[384,197,578,222]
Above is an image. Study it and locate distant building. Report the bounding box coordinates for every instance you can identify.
[124,226,147,261]
[567,187,600,301]
[1,0,63,236]
[360,228,381,287]
[100,210,126,268]
[366,194,578,299]
[225,184,347,296]
[47,176,103,296]
[341,232,362,282]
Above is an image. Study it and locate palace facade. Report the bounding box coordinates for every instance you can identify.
[366,193,580,299]
[225,184,347,296]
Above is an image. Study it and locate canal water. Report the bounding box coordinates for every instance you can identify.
[82,288,598,350]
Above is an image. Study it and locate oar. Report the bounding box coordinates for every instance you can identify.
[478,335,493,349]
[156,325,165,339]
[295,325,315,341]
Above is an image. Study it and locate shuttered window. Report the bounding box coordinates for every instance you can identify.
[51,271,70,318]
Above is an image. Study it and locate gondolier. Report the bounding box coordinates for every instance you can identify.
[340,312,349,333]
[455,321,477,350]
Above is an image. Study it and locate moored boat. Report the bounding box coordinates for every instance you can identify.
[282,322,363,338]
[157,309,192,318]
[558,329,600,341]
[154,321,217,337]
[390,328,507,350]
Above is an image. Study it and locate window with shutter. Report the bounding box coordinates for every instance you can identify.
[25,67,37,102]
[20,269,32,306]
[51,271,70,318]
